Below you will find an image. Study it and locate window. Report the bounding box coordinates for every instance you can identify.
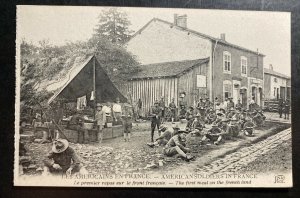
[241,56,247,76]
[223,51,231,73]
[274,78,277,83]
[274,87,276,96]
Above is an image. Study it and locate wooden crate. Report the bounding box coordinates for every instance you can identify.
[103,128,113,139]
[61,129,79,143]
[112,125,124,138]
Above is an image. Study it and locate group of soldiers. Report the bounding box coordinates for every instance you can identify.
[147,96,266,161]
[278,98,290,119]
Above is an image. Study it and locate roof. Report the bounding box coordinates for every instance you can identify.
[129,58,209,80]
[264,68,290,79]
[130,18,265,57]
[48,55,127,104]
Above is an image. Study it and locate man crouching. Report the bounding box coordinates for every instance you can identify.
[43,139,87,176]
[163,129,194,161]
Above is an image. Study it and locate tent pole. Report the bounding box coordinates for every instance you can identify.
[93,55,96,120]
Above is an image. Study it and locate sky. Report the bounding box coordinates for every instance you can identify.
[17,5,291,76]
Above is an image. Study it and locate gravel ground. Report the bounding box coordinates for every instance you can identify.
[239,138,292,174]
[20,120,291,176]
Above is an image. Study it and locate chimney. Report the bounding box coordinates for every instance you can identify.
[220,33,226,41]
[269,64,273,70]
[174,14,187,28]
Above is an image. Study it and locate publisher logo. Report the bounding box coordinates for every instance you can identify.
[274,175,285,183]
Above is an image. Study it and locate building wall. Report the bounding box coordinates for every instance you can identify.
[265,74,288,100]
[126,77,178,116]
[213,42,264,106]
[178,62,209,107]
[126,20,212,65]
[264,73,271,100]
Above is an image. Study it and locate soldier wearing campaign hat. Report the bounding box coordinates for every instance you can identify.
[43,139,87,175]
[163,128,194,161]
[150,100,163,142]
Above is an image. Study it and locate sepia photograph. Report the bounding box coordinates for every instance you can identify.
[15,5,292,187]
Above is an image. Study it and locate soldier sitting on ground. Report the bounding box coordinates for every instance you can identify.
[206,108,217,124]
[219,117,230,133]
[214,111,225,125]
[227,107,236,119]
[147,124,177,148]
[185,106,195,129]
[252,109,266,127]
[191,113,205,132]
[179,105,187,119]
[163,129,194,161]
[43,139,88,176]
[225,117,240,138]
[201,124,223,145]
[242,117,255,136]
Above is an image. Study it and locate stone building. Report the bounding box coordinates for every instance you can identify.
[264,64,291,101]
[126,14,265,113]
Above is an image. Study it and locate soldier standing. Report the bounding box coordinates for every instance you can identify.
[284,99,290,120]
[227,97,235,111]
[235,98,243,111]
[169,98,177,123]
[150,101,162,142]
[159,96,166,123]
[278,98,284,118]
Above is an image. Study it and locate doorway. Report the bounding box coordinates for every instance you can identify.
[240,88,247,108]
[233,83,240,104]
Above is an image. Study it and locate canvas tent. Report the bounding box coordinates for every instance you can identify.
[47,55,127,105]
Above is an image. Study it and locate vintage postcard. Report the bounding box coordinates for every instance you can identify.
[15,5,292,187]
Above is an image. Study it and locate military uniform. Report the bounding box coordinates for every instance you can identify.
[284,100,290,119]
[164,134,188,156]
[150,105,162,142]
[43,147,81,174]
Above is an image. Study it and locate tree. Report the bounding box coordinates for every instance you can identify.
[93,7,133,44]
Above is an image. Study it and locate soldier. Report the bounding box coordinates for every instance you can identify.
[122,114,133,142]
[225,117,240,138]
[179,105,187,119]
[214,97,221,111]
[185,106,195,129]
[204,97,211,109]
[169,98,177,123]
[235,98,243,111]
[249,96,256,112]
[223,97,229,111]
[243,117,255,136]
[196,98,203,112]
[227,97,235,111]
[207,108,217,124]
[284,99,290,120]
[67,110,89,144]
[201,124,223,145]
[163,130,194,161]
[191,113,205,131]
[159,96,166,122]
[227,107,236,119]
[95,103,106,143]
[150,101,162,142]
[147,124,176,147]
[278,98,284,118]
[43,139,87,176]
